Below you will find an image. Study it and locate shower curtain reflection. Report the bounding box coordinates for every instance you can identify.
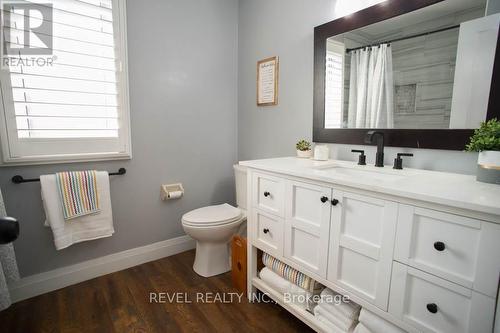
[347,44,394,128]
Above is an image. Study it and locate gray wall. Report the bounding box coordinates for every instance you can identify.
[487,0,500,15]
[238,0,479,175]
[0,0,239,277]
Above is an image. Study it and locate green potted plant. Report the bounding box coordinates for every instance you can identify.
[466,118,500,184]
[296,139,312,158]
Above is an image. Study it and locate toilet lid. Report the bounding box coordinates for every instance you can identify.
[182,203,242,226]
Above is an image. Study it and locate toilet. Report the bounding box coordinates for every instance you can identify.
[182,165,247,277]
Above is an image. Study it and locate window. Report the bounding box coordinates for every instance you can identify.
[0,0,131,164]
[324,40,345,129]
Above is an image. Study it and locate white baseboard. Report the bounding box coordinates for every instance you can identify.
[9,235,195,303]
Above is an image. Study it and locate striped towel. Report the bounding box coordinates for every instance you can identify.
[262,252,323,293]
[56,170,100,220]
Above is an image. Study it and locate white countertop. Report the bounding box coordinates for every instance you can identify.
[240,157,500,217]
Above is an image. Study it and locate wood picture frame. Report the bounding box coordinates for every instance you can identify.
[257,56,279,106]
[312,0,500,150]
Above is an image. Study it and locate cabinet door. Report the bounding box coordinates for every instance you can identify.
[327,190,397,310]
[284,180,332,278]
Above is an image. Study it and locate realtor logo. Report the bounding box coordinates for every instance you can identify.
[1,1,53,56]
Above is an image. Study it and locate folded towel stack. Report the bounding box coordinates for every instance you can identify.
[262,252,323,293]
[354,308,406,333]
[259,267,313,310]
[353,323,372,333]
[41,171,114,250]
[313,288,361,333]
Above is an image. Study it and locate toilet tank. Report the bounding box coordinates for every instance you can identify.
[233,164,247,210]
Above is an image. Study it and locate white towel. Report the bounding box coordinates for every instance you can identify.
[315,304,356,332]
[320,288,361,320]
[353,323,373,333]
[259,267,310,310]
[260,267,293,294]
[359,309,406,333]
[41,171,114,250]
[317,302,357,330]
[315,313,346,333]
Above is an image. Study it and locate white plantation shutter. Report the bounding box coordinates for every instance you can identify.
[0,0,131,163]
[324,41,345,129]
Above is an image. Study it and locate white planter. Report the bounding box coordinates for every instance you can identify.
[296,150,312,158]
[478,151,500,166]
[477,151,500,184]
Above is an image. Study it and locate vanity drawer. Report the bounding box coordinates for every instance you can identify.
[388,262,495,333]
[394,205,500,296]
[252,172,285,217]
[252,209,283,257]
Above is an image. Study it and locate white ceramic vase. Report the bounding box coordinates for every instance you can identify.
[296,149,312,158]
[476,151,500,184]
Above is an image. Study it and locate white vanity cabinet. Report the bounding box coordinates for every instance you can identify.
[388,205,500,332]
[251,171,400,308]
[244,158,500,333]
[328,191,398,310]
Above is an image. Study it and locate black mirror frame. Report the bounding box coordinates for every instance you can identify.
[313,0,500,150]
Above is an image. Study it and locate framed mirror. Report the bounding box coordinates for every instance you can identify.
[313,0,500,150]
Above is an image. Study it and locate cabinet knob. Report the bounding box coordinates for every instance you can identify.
[263,228,269,234]
[434,241,445,251]
[320,196,328,203]
[263,191,270,197]
[426,303,438,314]
[331,199,339,206]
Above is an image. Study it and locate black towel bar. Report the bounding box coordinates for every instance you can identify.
[11,168,126,184]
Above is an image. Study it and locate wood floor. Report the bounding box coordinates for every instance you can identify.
[0,250,313,333]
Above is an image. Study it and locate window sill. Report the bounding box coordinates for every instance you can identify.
[0,151,132,167]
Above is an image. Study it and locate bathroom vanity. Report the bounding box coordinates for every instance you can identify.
[242,157,500,333]
[243,1,500,330]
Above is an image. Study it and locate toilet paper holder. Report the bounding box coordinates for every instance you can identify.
[161,183,184,201]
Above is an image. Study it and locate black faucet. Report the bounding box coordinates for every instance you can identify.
[365,131,385,167]
[393,153,413,170]
[351,150,366,165]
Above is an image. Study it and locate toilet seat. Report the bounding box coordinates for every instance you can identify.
[182,203,242,227]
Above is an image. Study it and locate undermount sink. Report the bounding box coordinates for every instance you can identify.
[317,165,407,182]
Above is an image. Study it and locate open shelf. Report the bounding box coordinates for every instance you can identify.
[252,277,330,333]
